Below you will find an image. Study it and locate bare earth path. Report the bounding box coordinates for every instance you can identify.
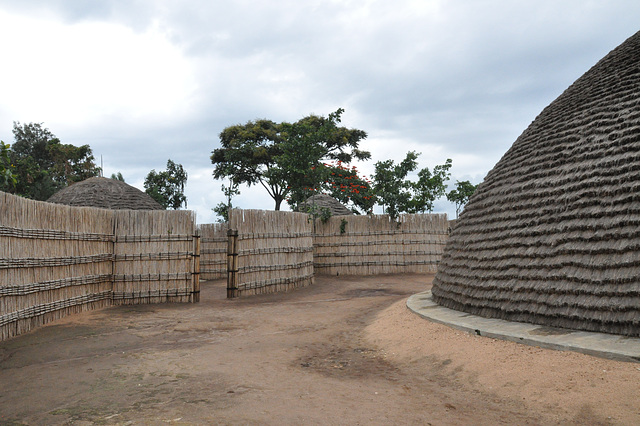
[0,274,638,425]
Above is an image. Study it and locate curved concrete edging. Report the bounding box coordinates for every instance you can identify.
[407,291,640,363]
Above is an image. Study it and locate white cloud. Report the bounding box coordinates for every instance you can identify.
[0,11,198,128]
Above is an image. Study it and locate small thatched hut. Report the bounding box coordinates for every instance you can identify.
[297,194,354,216]
[47,177,164,210]
[431,31,640,337]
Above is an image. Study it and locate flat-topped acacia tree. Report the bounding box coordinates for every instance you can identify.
[211,108,370,211]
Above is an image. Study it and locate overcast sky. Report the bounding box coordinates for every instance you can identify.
[0,1,638,222]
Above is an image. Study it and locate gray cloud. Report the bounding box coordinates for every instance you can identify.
[1,0,639,222]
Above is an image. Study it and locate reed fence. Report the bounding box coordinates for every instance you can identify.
[112,209,198,305]
[198,223,228,280]
[0,191,199,342]
[227,209,314,297]
[219,210,449,298]
[313,214,449,275]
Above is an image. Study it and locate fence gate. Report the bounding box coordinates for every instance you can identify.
[198,223,228,281]
[111,210,199,305]
[226,209,314,298]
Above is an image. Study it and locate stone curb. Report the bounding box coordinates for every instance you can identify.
[407,291,640,363]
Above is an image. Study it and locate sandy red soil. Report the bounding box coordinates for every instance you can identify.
[0,274,638,425]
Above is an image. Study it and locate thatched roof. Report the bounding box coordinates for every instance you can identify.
[297,194,354,216]
[47,177,164,210]
[431,31,640,337]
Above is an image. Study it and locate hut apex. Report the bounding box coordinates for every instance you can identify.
[431,30,640,337]
[297,194,354,216]
[47,177,164,210]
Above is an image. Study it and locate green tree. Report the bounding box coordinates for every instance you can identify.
[277,108,370,209]
[110,172,125,181]
[447,180,477,218]
[211,119,287,209]
[144,159,188,209]
[372,151,419,221]
[372,152,452,220]
[407,158,452,213]
[2,122,100,200]
[0,141,16,188]
[211,109,369,211]
[213,178,240,223]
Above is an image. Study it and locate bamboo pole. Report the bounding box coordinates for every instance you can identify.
[227,229,239,298]
[192,230,201,303]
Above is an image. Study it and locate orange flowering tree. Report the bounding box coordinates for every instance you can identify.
[289,161,374,215]
[278,108,370,209]
[323,161,375,214]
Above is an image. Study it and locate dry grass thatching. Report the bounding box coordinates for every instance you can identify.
[47,177,163,210]
[298,194,354,216]
[431,30,640,337]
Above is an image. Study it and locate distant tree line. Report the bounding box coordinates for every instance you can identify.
[1,122,188,210]
[1,117,474,219]
[0,122,100,200]
[211,108,477,222]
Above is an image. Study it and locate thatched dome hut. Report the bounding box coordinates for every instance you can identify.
[47,177,163,210]
[297,194,354,216]
[431,31,640,337]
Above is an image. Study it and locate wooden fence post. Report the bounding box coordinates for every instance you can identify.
[192,230,201,303]
[111,215,117,304]
[227,229,239,298]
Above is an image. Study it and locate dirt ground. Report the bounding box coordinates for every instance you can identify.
[0,274,638,425]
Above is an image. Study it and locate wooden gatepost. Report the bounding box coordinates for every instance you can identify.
[226,209,314,298]
[226,229,239,298]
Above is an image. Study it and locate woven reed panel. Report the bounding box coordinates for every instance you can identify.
[432,30,640,337]
[112,209,197,305]
[1,190,199,341]
[0,192,114,341]
[229,209,314,297]
[198,223,228,280]
[313,214,449,276]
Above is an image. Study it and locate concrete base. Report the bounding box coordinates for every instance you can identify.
[407,291,640,363]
